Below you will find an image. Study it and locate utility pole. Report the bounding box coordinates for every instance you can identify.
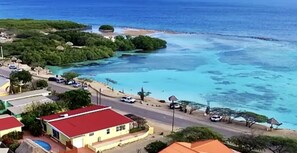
[99,88,102,105]
[96,89,99,105]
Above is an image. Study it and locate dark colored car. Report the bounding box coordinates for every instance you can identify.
[48,77,57,81]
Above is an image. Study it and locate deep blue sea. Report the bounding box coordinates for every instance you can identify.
[1,0,297,129]
[1,0,297,40]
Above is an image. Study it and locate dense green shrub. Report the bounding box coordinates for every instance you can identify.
[99,25,114,32]
[145,141,167,153]
[9,142,20,152]
[36,80,48,88]
[0,102,5,110]
[0,19,86,30]
[168,126,223,143]
[29,120,43,136]
[1,135,14,146]
[228,135,266,153]
[129,126,146,133]
[3,131,23,140]
[132,35,167,51]
[21,102,68,136]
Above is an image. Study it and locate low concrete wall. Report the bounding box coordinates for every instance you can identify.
[92,127,154,153]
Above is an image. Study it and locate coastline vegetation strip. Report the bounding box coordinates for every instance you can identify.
[0,19,167,67]
[0,18,86,30]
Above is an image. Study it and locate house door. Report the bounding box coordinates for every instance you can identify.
[73,138,83,148]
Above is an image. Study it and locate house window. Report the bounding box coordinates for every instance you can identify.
[89,133,94,136]
[52,129,60,140]
[116,125,126,132]
[107,129,110,134]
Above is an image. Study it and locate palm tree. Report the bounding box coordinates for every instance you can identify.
[137,87,151,101]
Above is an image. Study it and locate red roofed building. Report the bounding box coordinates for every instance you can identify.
[39,105,133,149]
[0,114,23,137]
[160,140,237,153]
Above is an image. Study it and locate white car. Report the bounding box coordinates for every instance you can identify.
[72,82,81,88]
[169,102,181,109]
[120,96,136,103]
[210,115,223,122]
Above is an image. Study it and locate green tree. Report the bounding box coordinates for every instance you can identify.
[237,111,268,128]
[29,120,43,136]
[9,70,32,94]
[168,126,223,143]
[145,141,167,153]
[10,70,32,84]
[21,102,68,136]
[228,135,266,153]
[99,25,114,32]
[259,135,297,153]
[137,87,151,101]
[132,35,167,51]
[59,89,91,109]
[61,71,79,81]
[36,79,48,88]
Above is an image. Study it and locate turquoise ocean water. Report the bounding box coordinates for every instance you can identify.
[1,0,297,129]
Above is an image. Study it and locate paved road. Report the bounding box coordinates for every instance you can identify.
[0,67,243,137]
[0,67,11,78]
[48,82,242,137]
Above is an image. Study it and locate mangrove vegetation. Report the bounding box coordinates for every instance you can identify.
[0,19,167,67]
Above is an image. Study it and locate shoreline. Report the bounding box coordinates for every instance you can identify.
[46,27,297,130]
[89,24,293,42]
[1,62,297,138]
[115,26,294,42]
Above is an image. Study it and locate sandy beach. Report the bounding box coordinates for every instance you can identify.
[122,28,157,36]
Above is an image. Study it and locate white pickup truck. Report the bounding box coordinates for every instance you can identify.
[120,96,136,103]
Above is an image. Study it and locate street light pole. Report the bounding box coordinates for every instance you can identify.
[168,95,178,132]
[172,100,175,132]
[0,46,3,59]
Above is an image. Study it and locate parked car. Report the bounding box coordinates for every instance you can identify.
[48,77,58,81]
[120,96,136,103]
[73,82,81,88]
[210,114,223,122]
[56,78,65,83]
[65,80,75,85]
[169,102,181,109]
[8,65,17,69]
[82,85,88,90]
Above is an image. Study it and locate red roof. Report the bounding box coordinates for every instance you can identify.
[40,105,107,121]
[160,140,233,153]
[0,116,23,131]
[42,106,133,138]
